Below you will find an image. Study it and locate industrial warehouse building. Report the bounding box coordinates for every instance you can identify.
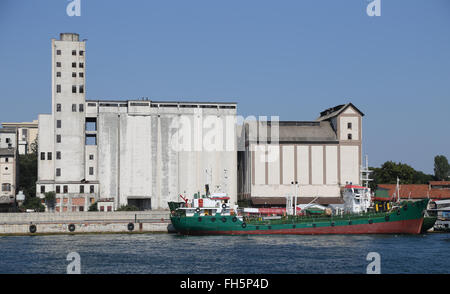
[238,103,364,206]
[36,33,237,211]
[36,33,364,212]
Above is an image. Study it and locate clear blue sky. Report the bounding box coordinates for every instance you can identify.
[0,0,449,174]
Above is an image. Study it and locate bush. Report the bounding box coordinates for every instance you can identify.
[116,205,139,211]
[22,197,45,212]
[88,202,98,211]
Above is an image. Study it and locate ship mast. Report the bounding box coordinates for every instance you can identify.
[360,154,373,188]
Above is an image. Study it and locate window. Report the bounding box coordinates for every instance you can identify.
[56,85,61,93]
[89,154,94,160]
[63,185,68,193]
[56,104,61,112]
[79,85,84,94]
[72,104,77,112]
[56,168,61,177]
[79,104,84,112]
[56,151,61,160]
[57,72,61,77]
[72,85,77,93]
[90,185,94,193]
[1,183,11,192]
[47,152,52,160]
[56,134,61,143]
[107,206,112,212]
[6,138,10,143]
[85,135,97,145]
[79,72,84,78]
[79,206,84,212]
[348,134,352,140]
[57,120,61,128]
[89,167,94,175]
[72,62,76,68]
[80,185,84,193]
[79,62,84,68]
[72,72,76,77]
[56,62,61,67]
[40,186,45,193]
[347,122,352,129]
[56,186,61,194]
[72,50,76,56]
[100,206,104,212]
[5,158,8,163]
[79,51,84,56]
[40,152,45,160]
[56,50,61,55]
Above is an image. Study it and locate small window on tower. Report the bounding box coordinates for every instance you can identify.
[89,154,94,160]
[47,152,52,160]
[57,120,61,128]
[72,72,76,78]
[79,51,84,56]
[56,168,61,177]
[79,63,84,68]
[72,85,77,93]
[63,185,68,193]
[89,167,94,175]
[56,62,61,67]
[56,50,61,55]
[79,104,84,112]
[56,151,61,160]
[57,72,61,77]
[80,185,84,193]
[72,50,76,56]
[72,62,76,68]
[40,152,45,160]
[56,135,61,143]
[79,85,84,94]
[56,186,61,194]
[79,72,84,78]
[56,85,61,93]
[90,185,95,194]
[348,134,352,140]
[348,122,352,129]
[72,104,77,112]
[41,186,46,194]
[56,104,61,112]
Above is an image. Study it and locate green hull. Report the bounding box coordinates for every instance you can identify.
[170,199,428,235]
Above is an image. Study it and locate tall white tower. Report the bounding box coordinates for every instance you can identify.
[51,33,86,182]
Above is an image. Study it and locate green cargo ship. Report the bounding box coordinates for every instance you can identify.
[169,196,429,235]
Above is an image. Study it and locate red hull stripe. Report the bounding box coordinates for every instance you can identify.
[181,218,424,235]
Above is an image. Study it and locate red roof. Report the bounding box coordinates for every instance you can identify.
[377,184,450,200]
[429,181,450,186]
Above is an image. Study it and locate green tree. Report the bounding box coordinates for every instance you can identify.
[369,161,435,189]
[44,191,56,210]
[116,205,139,211]
[88,202,98,211]
[434,155,450,181]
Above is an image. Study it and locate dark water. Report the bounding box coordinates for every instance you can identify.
[0,233,449,274]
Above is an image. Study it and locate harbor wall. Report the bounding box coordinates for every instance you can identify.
[0,211,172,235]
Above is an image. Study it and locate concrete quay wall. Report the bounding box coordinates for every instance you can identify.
[0,211,172,235]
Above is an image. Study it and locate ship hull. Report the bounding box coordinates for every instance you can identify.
[170,199,428,236]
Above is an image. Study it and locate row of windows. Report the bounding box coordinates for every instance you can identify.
[56,85,84,93]
[56,62,84,68]
[40,152,95,162]
[56,104,84,112]
[40,185,94,194]
[56,50,84,56]
[54,167,94,177]
[56,72,84,78]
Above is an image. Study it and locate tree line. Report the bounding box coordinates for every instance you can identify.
[369,155,450,190]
